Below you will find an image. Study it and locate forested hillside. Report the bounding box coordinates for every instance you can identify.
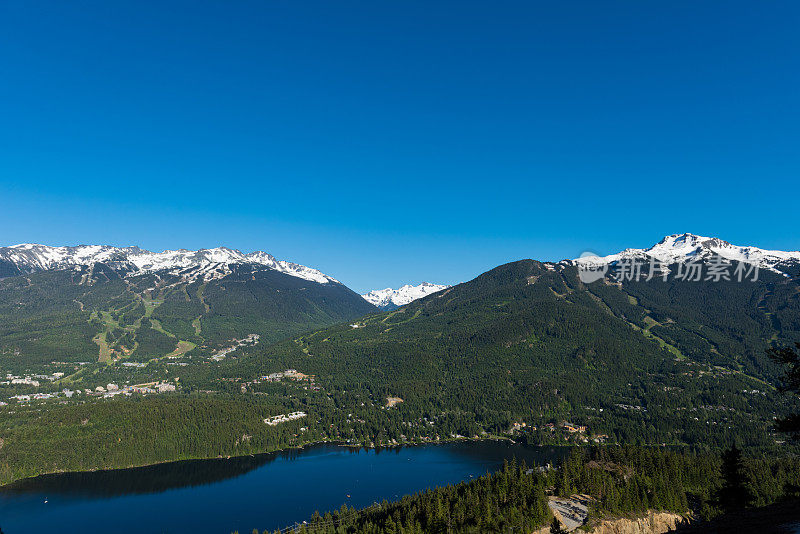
[3,252,800,487]
[242,447,800,533]
[0,395,315,485]
[221,259,800,448]
[0,262,375,371]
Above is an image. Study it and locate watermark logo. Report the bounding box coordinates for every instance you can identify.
[577,251,608,284]
[578,253,759,284]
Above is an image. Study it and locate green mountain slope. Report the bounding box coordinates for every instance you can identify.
[2,255,799,485]
[227,259,800,448]
[0,262,376,371]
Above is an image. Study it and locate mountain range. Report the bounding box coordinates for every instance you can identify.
[0,244,448,310]
[2,233,800,485]
[222,232,800,448]
[0,244,375,370]
[572,233,800,274]
[0,244,338,283]
[361,282,449,310]
[2,233,800,382]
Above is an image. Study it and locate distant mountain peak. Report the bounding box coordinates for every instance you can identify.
[573,233,800,273]
[362,282,449,310]
[0,244,338,284]
[650,233,733,254]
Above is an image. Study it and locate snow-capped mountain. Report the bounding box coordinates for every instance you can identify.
[571,233,800,274]
[362,282,449,310]
[0,244,338,284]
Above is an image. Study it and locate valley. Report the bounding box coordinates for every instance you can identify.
[6,1,800,530]
[1,235,800,531]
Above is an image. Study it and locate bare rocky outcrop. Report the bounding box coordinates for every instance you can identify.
[532,510,686,534]
[584,511,685,534]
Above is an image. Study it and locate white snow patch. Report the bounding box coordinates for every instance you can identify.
[572,233,800,274]
[1,244,338,284]
[362,282,449,309]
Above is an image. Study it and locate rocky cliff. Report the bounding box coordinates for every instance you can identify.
[533,510,686,534]
[585,511,685,534]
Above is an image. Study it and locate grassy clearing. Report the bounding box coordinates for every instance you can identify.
[643,315,660,330]
[166,340,196,359]
[148,317,176,338]
[192,316,203,336]
[196,283,210,313]
[86,293,176,363]
[142,297,164,318]
[93,331,112,363]
[91,311,121,362]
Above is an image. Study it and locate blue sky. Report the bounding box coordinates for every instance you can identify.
[1,1,798,292]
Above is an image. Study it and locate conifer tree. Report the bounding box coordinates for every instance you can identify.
[769,342,800,436]
[717,445,754,513]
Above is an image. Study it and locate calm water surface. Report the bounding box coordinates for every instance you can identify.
[0,441,566,534]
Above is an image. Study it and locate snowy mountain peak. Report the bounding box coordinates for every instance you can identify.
[0,244,338,284]
[362,282,449,310]
[573,233,800,273]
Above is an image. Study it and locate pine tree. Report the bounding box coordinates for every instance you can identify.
[768,343,800,436]
[717,445,754,513]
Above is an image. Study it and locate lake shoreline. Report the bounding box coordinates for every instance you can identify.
[1,435,522,489]
[0,440,570,534]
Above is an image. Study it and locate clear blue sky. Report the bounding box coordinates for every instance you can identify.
[1,1,798,293]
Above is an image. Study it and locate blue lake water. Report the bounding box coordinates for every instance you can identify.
[0,441,566,534]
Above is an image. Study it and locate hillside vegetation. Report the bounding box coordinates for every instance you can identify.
[0,262,375,371]
[220,260,800,449]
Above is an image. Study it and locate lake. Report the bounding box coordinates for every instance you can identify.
[0,441,566,533]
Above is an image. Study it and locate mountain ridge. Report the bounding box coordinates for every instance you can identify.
[233,251,800,450]
[0,243,338,284]
[0,244,375,369]
[570,233,800,274]
[361,282,449,310]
